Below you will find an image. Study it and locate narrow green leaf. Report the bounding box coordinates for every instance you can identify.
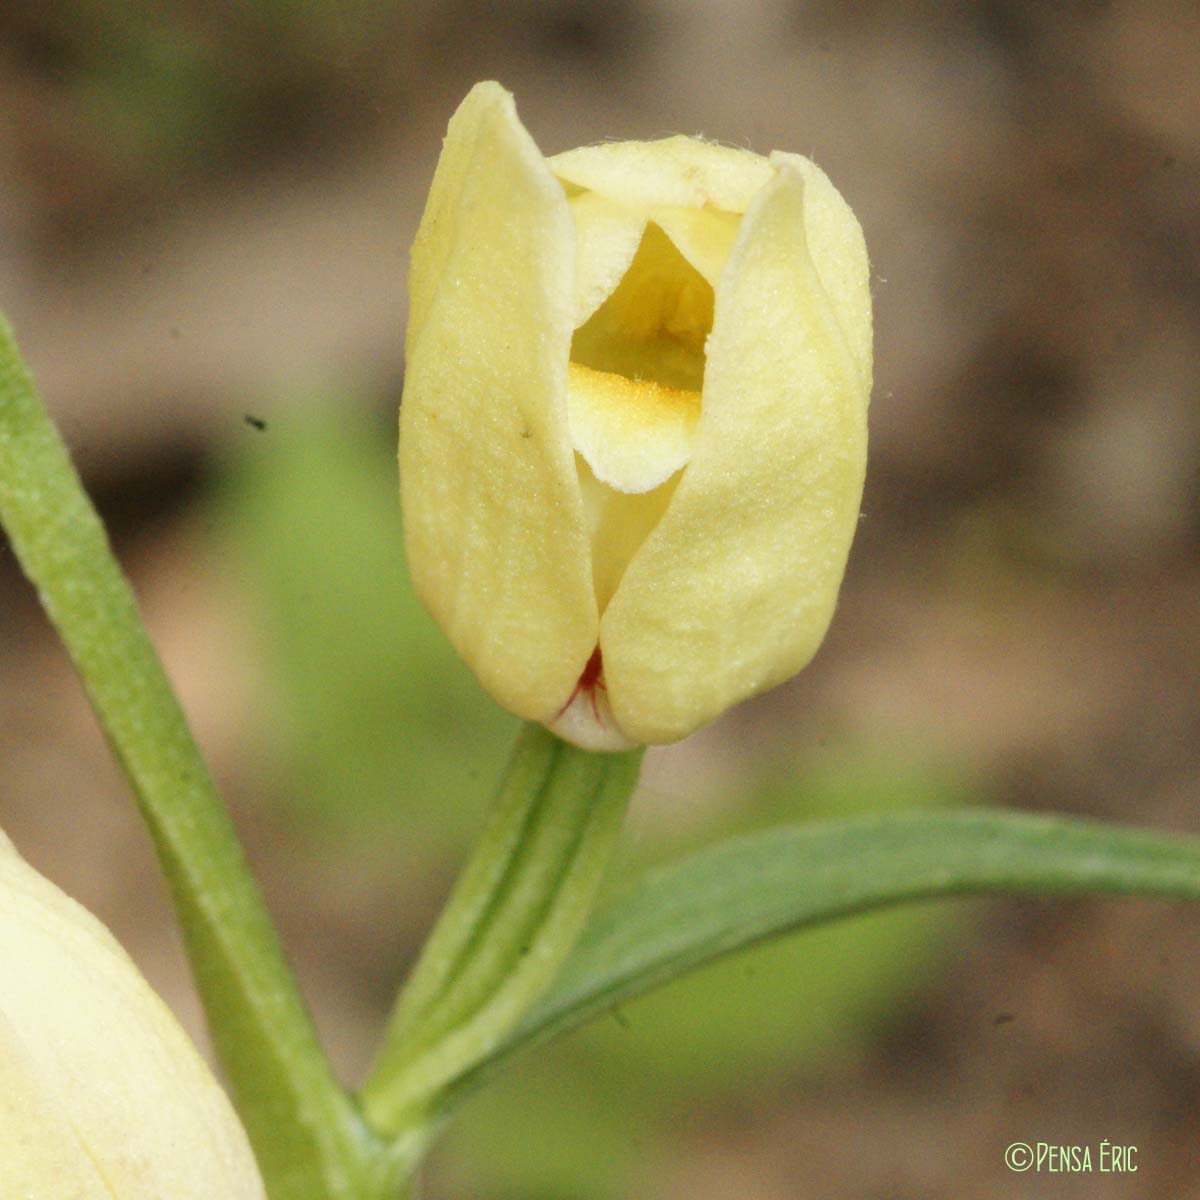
[0,315,382,1199]
[445,809,1200,1107]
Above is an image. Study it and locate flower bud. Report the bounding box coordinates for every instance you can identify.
[400,81,871,749]
[0,830,265,1199]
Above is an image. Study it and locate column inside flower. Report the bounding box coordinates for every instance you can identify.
[562,186,742,612]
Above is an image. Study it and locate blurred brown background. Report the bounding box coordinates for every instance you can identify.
[2,2,1199,1197]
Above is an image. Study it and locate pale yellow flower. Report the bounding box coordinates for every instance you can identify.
[401,81,871,749]
[0,829,265,1199]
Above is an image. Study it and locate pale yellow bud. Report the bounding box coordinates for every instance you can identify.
[401,81,871,749]
[0,830,265,1199]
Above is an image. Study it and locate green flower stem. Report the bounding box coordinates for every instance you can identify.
[360,726,642,1137]
[0,316,382,1200]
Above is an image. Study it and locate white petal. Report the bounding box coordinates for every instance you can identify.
[565,191,646,326]
[401,82,598,721]
[770,151,873,396]
[550,136,773,213]
[0,1021,112,1199]
[576,454,680,612]
[600,162,871,743]
[0,832,266,1199]
[650,205,742,288]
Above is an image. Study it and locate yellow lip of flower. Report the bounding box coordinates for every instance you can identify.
[0,829,266,1199]
[400,81,871,749]
[566,361,701,494]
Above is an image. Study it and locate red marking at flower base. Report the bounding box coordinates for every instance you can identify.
[557,646,607,722]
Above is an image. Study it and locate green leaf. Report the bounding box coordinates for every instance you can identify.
[0,316,385,1199]
[581,753,965,1090]
[445,809,1200,1108]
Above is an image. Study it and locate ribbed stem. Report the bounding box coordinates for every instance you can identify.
[360,725,642,1135]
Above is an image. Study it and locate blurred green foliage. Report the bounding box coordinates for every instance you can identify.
[17,0,401,173]
[214,397,517,851]
[72,9,236,164]
[213,398,970,1199]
